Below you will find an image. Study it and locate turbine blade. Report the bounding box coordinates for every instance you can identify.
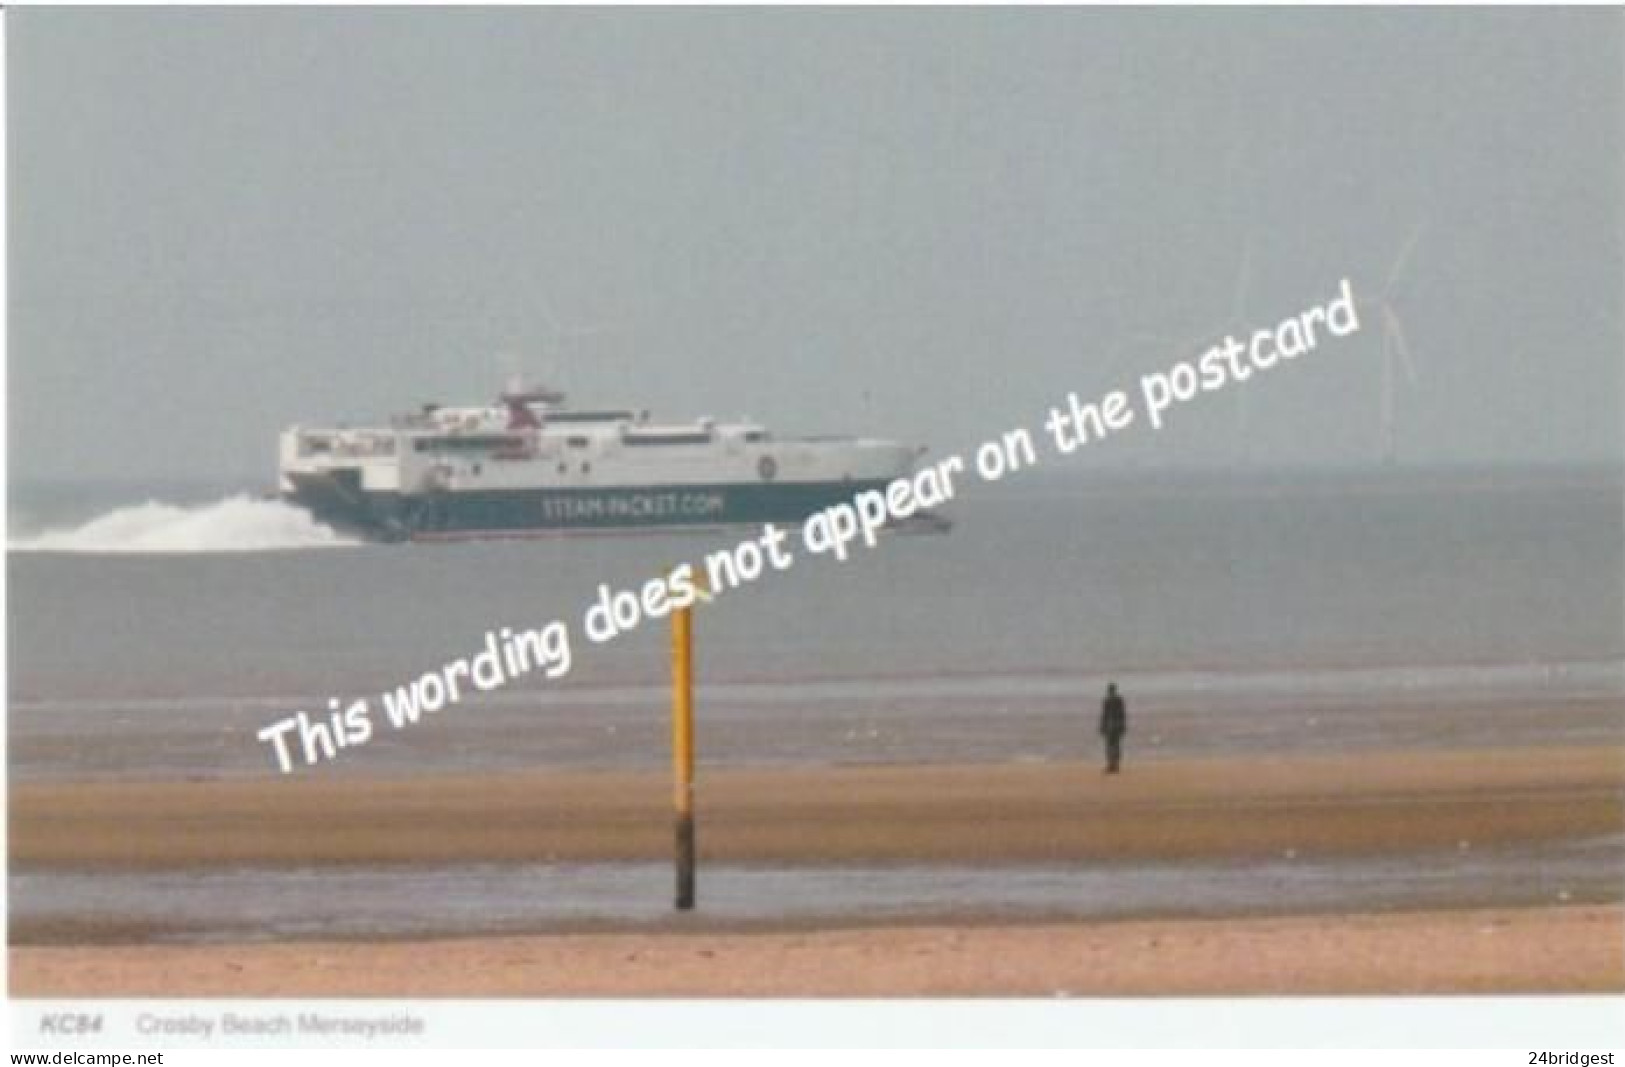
[1384,307,1417,383]
[1385,223,1424,292]
[1379,346,1395,460]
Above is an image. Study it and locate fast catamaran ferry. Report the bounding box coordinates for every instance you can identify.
[278,381,941,541]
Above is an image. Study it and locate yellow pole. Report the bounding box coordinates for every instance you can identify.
[671,597,696,910]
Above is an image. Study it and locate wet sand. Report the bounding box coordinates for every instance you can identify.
[10,746,1623,995]
[11,746,1622,868]
[12,906,1621,996]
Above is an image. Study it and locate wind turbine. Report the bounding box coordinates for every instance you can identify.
[1358,227,1422,466]
[1126,240,1259,461]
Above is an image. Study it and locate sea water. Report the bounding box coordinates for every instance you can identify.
[9,466,1623,782]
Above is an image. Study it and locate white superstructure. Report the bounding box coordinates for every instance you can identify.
[278,383,931,540]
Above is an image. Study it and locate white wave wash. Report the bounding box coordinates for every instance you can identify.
[10,495,356,554]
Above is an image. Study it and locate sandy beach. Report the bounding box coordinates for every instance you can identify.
[12,746,1621,868]
[11,745,1623,995]
[13,906,1621,997]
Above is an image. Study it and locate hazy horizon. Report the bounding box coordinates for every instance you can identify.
[11,8,1623,483]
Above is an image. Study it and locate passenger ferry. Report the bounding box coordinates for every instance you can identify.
[278,381,941,541]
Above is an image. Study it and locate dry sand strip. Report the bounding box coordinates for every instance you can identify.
[12,747,1622,868]
[11,906,1621,997]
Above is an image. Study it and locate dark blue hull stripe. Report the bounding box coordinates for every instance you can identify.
[284,477,892,540]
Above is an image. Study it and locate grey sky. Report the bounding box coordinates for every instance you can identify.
[10,7,1622,483]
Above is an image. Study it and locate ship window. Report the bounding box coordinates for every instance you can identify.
[744,430,768,443]
[557,462,567,474]
[547,410,635,423]
[472,463,482,476]
[581,462,591,474]
[414,435,522,454]
[567,436,590,449]
[623,431,713,447]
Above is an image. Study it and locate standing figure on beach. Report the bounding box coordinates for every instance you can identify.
[1100,682,1127,774]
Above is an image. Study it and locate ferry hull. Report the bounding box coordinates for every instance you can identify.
[284,472,912,541]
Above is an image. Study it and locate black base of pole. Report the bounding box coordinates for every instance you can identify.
[675,813,696,910]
